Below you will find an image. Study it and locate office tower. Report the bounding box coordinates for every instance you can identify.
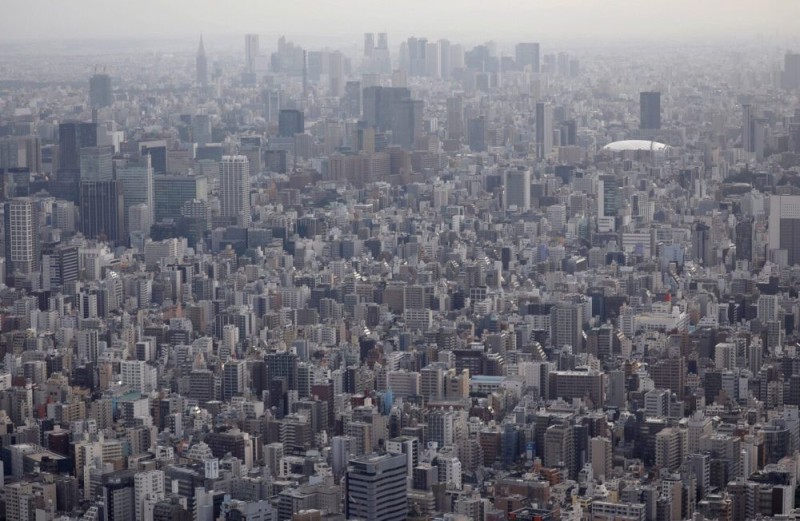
[407,37,428,77]
[219,155,250,226]
[364,33,375,57]
[742,103,755,152]
[329,51,345,97]
[362,86,411,131]
[154,174,207,222]
[79,179,124,245]
[446,96,464,140]
[515,42,540,73]
[196,35,208,86]
[439,39,451,79]
[343,81,361,118]
[392,99,424,149]
[504,169,531,211]
[692,222,711,265]
[245,34,259,75]
[58,121,97,172]
[590,436,613,481]
[278,109,304,137]
[4,198,40,284]
[140,141,167,174]
[768,195,800,266]
[468,116,486,152]
[191,114,212,146]
[782,52,800,90]
[425,41,441,78]
[115,154,154,233]
[535,102,553,159]
[89,72,112,108]
[80,145,113,181]
[639,91,661,130]
[735,219,753,262]
[346,453,408,521]
[222,360,245,401]
[550,301,584,352]
[386,436,419,477]
[597,175,620,232]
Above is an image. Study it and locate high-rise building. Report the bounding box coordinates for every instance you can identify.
[346,453,408,521]
[768,195,800,266]
[154,174,208,222]
[219,155,250,226]
[735,219,753,262]
[782,52,800,91]
[58,121,97,172]
[103,472,136,521]
[364,33,375,58]
[222,360,245,401]
[343,81,362,118]
[640,91,661,130]
[362,86,411,132]
[468,116,486,152]
[536,102,553,159]
[89,73,113,108]
[115,155,154,234]
[80,145,113,182]
[392,99,424,149]
[191,114,212,146]
[504,168,531,211]
[515,42,540,73]
[278,109,305,137]
[446,96,464,140]
[742,103,755,153]
[3,198,40,284]
[196,35,208,87]
[245,34,260,75]
[79,179,124,245]
[550,301,584,352]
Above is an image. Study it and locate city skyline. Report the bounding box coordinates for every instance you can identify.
[1,0,799,45]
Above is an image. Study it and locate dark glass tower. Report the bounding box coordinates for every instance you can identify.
[640,91,662,130]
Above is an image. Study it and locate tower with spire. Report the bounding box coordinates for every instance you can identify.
[196,35,208,87]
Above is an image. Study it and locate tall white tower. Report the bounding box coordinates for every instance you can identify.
[219,155,250,226]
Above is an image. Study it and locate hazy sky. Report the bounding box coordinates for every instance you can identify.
[2,0,798,45]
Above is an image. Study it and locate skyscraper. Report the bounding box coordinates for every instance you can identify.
[80,179,125,245]
[782,52,800,91]
[245,34,259,75]
[392,98,423,149]
[364,33,375,58]
[515,42,540,73]
[768,195,800,266]
[80,145,113,181]
[3,198,40,284]
[219,155,250,226]
[446,96,464,140]
[639,91,661,130]
[154,173,208,222]
[468,116,486,152]
[504,168,531,211]
[58,121,97,172]
[742,103,755,152]
[346,453,408,521]
[115,154,154,234]
[536,102,553,159]
[278,109,305,137]
[89,72,112,108]
[550,301,584,352]
[196,35,208,87]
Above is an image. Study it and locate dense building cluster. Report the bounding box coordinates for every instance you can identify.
[1,31,800,521]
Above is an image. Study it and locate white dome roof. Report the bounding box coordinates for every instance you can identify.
[602,140,669,152]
